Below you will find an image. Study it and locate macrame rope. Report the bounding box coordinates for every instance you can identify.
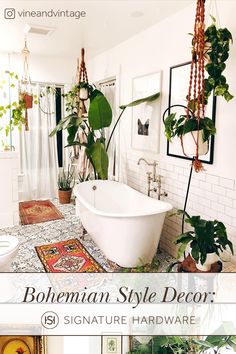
[21,39,31,87]
[21,38,33,131]
[78,48,89,84]
[184,0,206,172]
[206,0,221,27]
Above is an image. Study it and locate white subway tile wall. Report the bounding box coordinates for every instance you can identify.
[122,152,236,263]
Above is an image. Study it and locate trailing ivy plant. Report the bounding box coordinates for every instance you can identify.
[0,71,34,145]
[204,15,233,102]
[164,18,233,144]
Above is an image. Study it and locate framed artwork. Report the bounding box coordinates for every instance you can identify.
[0,337,46,354]
[131,71,162,153]
[167,61,217,164]
[129,336,153,353]
[102,335,122,354]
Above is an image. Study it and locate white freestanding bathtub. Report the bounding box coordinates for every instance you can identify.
[75,180,172,268]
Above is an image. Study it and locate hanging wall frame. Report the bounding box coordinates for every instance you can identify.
[166,61,217,164]
[131,71,162,153]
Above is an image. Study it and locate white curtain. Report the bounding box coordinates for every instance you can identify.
[99,79,118,180]
[19,84,59,200]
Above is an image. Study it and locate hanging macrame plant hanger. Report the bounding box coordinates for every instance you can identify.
[77,47,89,117]
[20,39,33,131]
[182,0,207,172]
[72,48,91,178]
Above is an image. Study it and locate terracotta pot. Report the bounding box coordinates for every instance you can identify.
[20,93,33,109]
[194,252,219,272]
[58,189,72,204]
[181,130,209,157]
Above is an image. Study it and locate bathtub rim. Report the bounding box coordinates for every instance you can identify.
[75,180,173,218]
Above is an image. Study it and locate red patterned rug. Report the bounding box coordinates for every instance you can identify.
[19,200,64,225]
[35,239,105,272]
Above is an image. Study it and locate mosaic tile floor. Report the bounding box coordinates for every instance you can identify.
[0,199,176,272]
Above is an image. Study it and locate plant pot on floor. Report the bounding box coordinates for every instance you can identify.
[181,130,209,156]
[58,189,72,204]
[194,252,219,272]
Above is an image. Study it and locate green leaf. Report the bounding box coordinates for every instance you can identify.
[224,91,234,101]
[5,125,10,137]
[119,92,160,109]
[88,90,112,130]
[67,125,78,145]
[49,114,76,137]
[152,337,168,347]
[175,232,193,244]
[163,112,177,141]
[66,116,82,129]
[86,140,108,180]
[190,241,200,263]
[210,14,217,23]
[176,243,187,259]
[64,141,82,148]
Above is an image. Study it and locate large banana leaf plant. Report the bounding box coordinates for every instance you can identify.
[50,85,112,179]
[50,83,160,180]
[106,91,160,151]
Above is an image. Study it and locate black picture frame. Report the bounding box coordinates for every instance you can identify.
[166,61,217,164]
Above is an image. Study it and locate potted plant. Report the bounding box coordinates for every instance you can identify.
[50,88,160,180]
[0,71,28,149]
[164,112,216,157]
[163,17,233,161]
[18,89,38,130]
[58,165,75,204]
[151,335,236,353]
[78,81,93,101]
[50,84,113,180]
[174,210,234,271]
[19,91,33,109]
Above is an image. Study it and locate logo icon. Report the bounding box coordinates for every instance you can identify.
[4,8,16,19]
[41,311,59,329]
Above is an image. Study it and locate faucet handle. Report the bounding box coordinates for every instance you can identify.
[156,174,163,182]
[146,171,152,179]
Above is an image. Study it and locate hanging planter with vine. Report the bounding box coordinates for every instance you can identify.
[163,1,233,172]
[19,40,37,130]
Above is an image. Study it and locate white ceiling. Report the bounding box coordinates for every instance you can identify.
[0,0,194,58]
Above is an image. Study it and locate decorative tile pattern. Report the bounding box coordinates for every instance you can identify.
[0,199,175,272]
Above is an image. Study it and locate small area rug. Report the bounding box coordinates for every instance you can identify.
[35,238,105,272]
[19,200,64,225]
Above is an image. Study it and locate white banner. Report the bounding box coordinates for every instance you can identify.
[0,273,235,335]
